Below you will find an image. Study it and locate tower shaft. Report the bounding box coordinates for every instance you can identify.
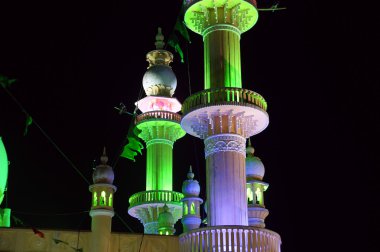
[89,210,114,252]
[145,134,174,191]
[205,135,247,226]
[204,28,242,89]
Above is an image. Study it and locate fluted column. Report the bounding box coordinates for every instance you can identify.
[204,134,247,226]
[146,139,173,191]
[204,26,242,89]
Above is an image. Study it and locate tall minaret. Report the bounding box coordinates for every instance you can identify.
[128,28,186,234]
[246,139,269,228]
[89,149,117,252]
[181,166,203,232]
[180,0,281,250]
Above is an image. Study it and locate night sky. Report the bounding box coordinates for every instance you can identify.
[0,0,377,251]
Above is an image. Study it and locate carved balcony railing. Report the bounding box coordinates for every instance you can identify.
[136,111,182,124]
[129,190,184,208]
[179,225,281,252]
[182,88,267,116]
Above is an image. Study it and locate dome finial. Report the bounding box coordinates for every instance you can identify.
[100,147,108,164]
[247,138,255,155]
[187,165,194,180]
[155,27,165,49]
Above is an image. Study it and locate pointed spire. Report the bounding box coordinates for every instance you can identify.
[155,27,165,49]
[187,165,194,180]
[100,147,108,164]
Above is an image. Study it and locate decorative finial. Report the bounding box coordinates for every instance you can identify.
[100,147,108,164]
[187,165,194,180]
[247,138,255,155]
[155,27,165,49]
[163,203,169,212]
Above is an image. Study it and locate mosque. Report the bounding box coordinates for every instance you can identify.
[0,0,281,251]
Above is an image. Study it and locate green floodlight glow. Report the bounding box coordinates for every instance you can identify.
[184,0,259,35]
[0,137,8,205]
[137,120,186,191]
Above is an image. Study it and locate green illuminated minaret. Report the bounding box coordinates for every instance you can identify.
[128,28,186,234]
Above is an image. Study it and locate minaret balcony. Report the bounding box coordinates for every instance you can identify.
[179,225,281,252]
[128,190,184,233]
[181,88,269,139]
[136,110,182,124]
[129,190,184,207]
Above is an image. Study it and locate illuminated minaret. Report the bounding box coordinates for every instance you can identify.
[180,0,281,250]
[128,28,186,234]
[246,139,269,228]
[181,166,203,232]
[89,149,116,252]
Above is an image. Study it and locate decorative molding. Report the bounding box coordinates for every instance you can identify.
[146,139,173,148]
[204,134,246,158]
[89,209,115,218]
[202,24,241,39]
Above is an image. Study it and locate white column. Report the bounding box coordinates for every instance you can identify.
[204,134,248,226]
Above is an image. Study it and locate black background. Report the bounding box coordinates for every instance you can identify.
[0,0,377,251]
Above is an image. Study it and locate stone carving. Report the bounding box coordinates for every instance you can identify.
[204,134,246,158]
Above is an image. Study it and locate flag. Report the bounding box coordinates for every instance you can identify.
[168,34,185,63]
[175,19,191,43]
[167,17,191,63]
[32,227,45,238]
[120,117,143,162]
[24,115,33,136]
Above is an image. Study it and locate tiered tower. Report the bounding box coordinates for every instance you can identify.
[128,28,186,234]
[181,166,203,232]
[246,139,269,228]
[179,0,281,250]
[89,149,117,252]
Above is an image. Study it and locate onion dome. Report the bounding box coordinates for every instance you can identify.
[158,204,175,229]
[142,27,177,97]
[182,166,200,197]
[246,139,265,180]
[92,148,114,184]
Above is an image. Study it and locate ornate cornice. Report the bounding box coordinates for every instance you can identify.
[204,134,246,158]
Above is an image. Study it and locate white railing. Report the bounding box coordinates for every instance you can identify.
[179,226,281,252]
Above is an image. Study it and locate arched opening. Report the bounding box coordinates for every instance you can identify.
[100,191,106,206]
[108,193,113,207]
[184,202,188,215]
[93,192,98,206]
[190,202,196,215]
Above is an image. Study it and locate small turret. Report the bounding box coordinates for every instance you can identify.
[158,204,175,235]
[89,148,117,252]
[246,139,269,228]
[181,166,203,232]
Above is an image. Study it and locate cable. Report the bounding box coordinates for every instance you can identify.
[1,86,91,185]
[138,233,144,252]
[112,84,143,169]
[12,210,89,216]
[114,211,134,233]
[186,42,192,96]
